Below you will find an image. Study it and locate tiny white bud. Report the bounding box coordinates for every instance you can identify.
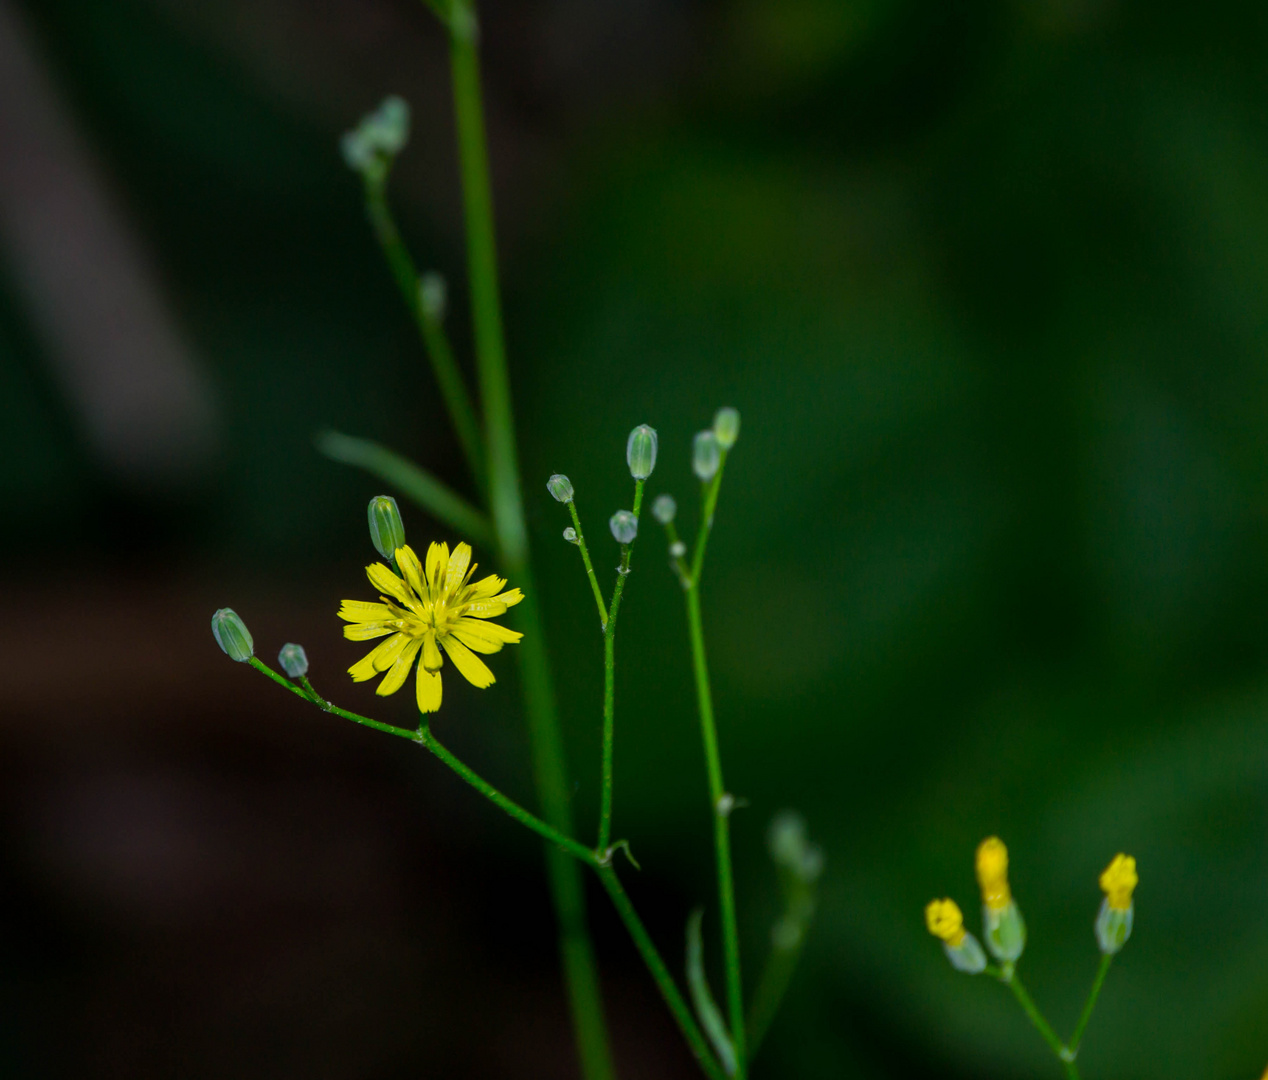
[278,643,309,678]
[651,493,677,524]
[669,540,686,558]
[609,510,638,544]
[420,272,447,323]
[563,526,579,545]
[693,430,721,481]
[713,407,740,450]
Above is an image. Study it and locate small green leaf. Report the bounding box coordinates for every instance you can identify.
[686,908,737,1076]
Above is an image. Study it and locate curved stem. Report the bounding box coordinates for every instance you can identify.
[1067,952,1113,1059]
[598,479,643,854]
[596,866,728,1080]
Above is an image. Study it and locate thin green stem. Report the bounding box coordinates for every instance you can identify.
[596,866,728,1080]
[446,5,613,1076]
[568,501,609,629]
[598,480,644,854]
[745,939,804,1059]
[683,454,745,1078]
[362,171,486,492]
[1001,971,1075,1074]
[1067,952,1113,1059]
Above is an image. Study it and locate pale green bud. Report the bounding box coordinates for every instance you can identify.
[368,495,406,561]
[713,407,740,450]
[651,493,676,524]
[278,643,309,678]
[983,900,1026,962]
[768,811,824,885]
[1095,898,1133,955]
[693,430,720,481]
[563,526,579,545]
[212,608,254,662]
[670,540,687,559]
[547,474,574,503]
[420,272,447,323]
[944,934,988,974]
[626,424,658,480]
[341,95,410,173]
[609,510,638,544]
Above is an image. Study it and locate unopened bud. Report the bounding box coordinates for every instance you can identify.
[212,608,254,662]
[563,527,579,544]
[368,495,406,561]
[626,424,658,480]
[693,430,720,481]
[768,811,825,885]
[983,900,1026,962]
[713,407,740,450]
[925,899,988,974]
[670,540,687,559]
[547,474,574,503]
[652,493,677,524]
[1095,898,1133,955]
[278,643,309,678]
[341,95,410,173]
[420,272,447,323]
[609,510,638,544]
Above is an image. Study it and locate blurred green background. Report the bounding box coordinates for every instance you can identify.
[2,0,1266,1076]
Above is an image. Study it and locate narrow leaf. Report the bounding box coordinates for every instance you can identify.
[686,908,737,1076]
[318,431,493,549]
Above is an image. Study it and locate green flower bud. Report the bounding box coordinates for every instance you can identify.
[212,608,254,662]
[609,510,638,544]
[982,900,1026,963]
[368,495,406,561]
[945,934,989,974]
[693,430,720,481]
[768,811,825,885]
[670,540,687,559]
[278,643,309,678]
[563,526,579,545]
[1095,898,1133,955]
[547,474,574,503]
[419,272,447,323]
[651,493,677,524]
[626,424,658,480]
[341,95,410,173]
[713,407,740,450]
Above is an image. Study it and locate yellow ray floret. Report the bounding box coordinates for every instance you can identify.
[976,836,1012,911]
[925,898,966,946]
[338,541,523,714]
[1099,853,1138,911]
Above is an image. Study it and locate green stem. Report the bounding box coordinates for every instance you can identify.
[446,6,613,1076]
[598,480,644,854]
[568,501,609,629]
[596,866,728,1080]
[362,171,486,492]
[1067,952,1113,1059]
[1002,971,1077,1075]
[745,939,804,1059]
[684,454,745,1078]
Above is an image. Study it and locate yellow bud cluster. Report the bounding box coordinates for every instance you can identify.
[925,898,966,947]
[976,836,1012,911]
[1099,853,1138,911]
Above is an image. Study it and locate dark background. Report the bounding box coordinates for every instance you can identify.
[2,0,1266,1076]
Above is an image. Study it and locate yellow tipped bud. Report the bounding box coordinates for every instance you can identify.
[925,898,966,946]
[1099,853,1137,911]
[976,836,1012,910]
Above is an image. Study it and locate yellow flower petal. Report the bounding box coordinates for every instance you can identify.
[421,630,444,673]
[464,573,506,601]
[366,562,414,607]
[372,631,410,672]
[451,617,522,653]
[348,650,380,682]
[416,665,442,713]
[396,544,426,599]
[460,598,509,618]
[338,600,395,623]
[445,543,472,593]
[425,541,449,596]
[491,588,523,609]
[343,620,397,642]
[376,636,423,696]
[440,634,495,688]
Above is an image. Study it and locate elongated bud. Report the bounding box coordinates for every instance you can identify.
[693,430,720,481]
[652,493,677,524]
[609,510,638,544]
[768,811,825,884]
[563,526,579,545]
[713,407,740,450]
[1095,854,1137,954]
[419,272,447,323]
[547,474,574,503]
[976,837,1025,961]
[626,424,658,480]
[278,643,309,678]
[368,495,406,561]
[925,899,988,974]
[212,608,254,662]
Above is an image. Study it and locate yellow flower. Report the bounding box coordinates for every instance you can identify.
[338,541,523,714]
[1099,854,1138,911]
[976,836,1012,910]
[925,898,966,946]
